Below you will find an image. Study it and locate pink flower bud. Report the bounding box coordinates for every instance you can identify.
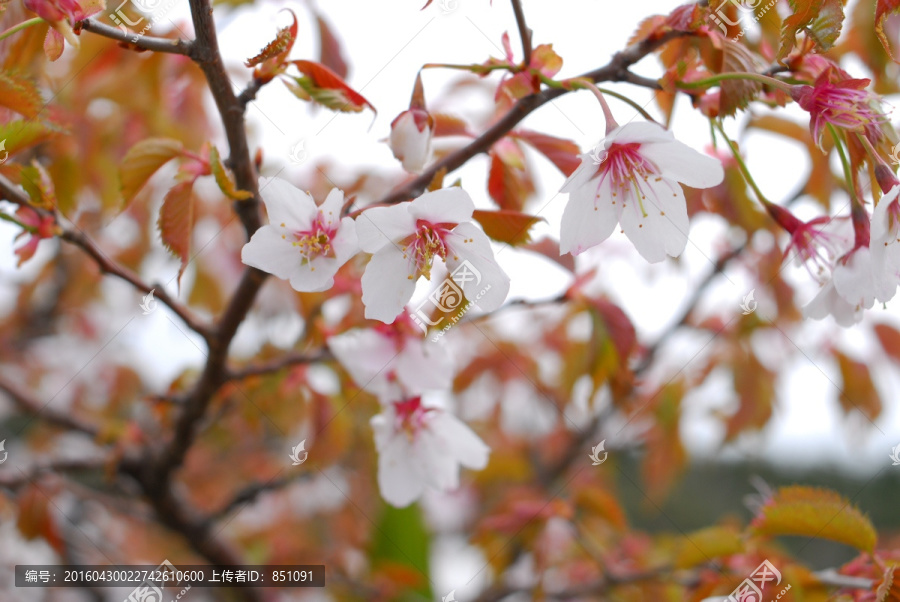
[389,108,434,173]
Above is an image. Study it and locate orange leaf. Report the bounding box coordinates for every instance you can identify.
[246,10,297,72]
[487,148,534,211]
[874,323,900,363]
[522,237,575,273]
[315,13,348,79]
[875,565,900,602]
[471,209,544,246]
[513,130,581,176]
[432,113,471,137]
[289,60,375,114]
[751,486,877,552]
[674,525,744,569]
[157,181,197,281]
[0,72,42,118]
[17,485,65,554]
[835,351,882,422]
[119,137,184,209]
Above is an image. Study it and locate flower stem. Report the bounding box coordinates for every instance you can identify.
[677,71,793,94]
[713,120,768,204]
[562,77,619,134]
[0,18,44,43]
[829,125,870,247]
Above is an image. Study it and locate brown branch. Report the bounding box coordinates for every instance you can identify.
[0,373,99,437]
[374,29,687,207]
[0,458,108,489]
[78,18,193,55]
[226,349,332,380]
[206,472,314,524]
[510,0,532,65]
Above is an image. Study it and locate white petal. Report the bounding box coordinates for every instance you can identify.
[258,177,317,230]
[609,121,675,145]
[375,427,425,507]
[417,426,461,491]
[390,113,433,173]
[444,223,511,312]
[560,156,598,193]
[356,204,416,253]
[803,280,863,327]
[409,188,476,224]
[833,248,876,309]
[331,217,359,265]
[362,245,419,323]
[872,186,900,243]
[429,412,489,470]
[640,141,725,189]
[618,178,689,263]
[240,227,298,280]
[559,174,618,255]
[395,338,454,393]
[329,329,401,400]
[319,189,346,229]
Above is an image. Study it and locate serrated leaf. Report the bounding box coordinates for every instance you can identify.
[119,138,184,209]
[20,161,57,210]
[246,10,297,72]
[751,486,877,552]
[513,130,581,176]
[471,209,544,246]
[288,60,375,114]
[208,145,252,200]
[835,351,881,421]
[778,0,844,60]
[674,525,744,569]
[720,39,765,116]
[876,0,900,63]
[807,0,844,51]
[0,120,63,158]
[157,181,196,281]
[0,72,42,118]
[875,565,900,601]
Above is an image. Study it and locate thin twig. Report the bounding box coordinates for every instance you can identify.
[510,0,532,65]
[0,373,99,437]
[78,18,193,55]
[226,350,332,380]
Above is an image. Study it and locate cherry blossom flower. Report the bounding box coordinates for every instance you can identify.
[24,0,103,49]
[870,184,900,303]
[327,312,453,402]
[241,177,357,293]
[804,246,877,327]
[790,68,888,150]
[357,187,510,323]
[772,211,854,282]
[389,108,434,173]
[559,121,724,262]
[371,395,489,507]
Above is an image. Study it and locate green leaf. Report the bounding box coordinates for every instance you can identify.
[369,504,432,600]
[0,120,63,158]
[208,146,253,200]
[751,486,877,552]
[778,0,844,60]
[119,137,184,210]
[471,209,544,246]
[807,0,844,51]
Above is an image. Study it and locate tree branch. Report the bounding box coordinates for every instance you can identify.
[373,29,687,207]
[510,0,532,65]
[78,18,193,55]
[0,373,99,437]
[226,349,332,380]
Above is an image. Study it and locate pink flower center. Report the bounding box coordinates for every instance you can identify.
[393,396,433,437]
[288,212,337,266]
[401,220,454,280]
[787,217,848,279]
[595,142,673,218]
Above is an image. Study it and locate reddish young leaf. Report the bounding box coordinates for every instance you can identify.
[471,209,544,246]
[876,0,900,63]
[246,10,298,72]
[17,485,65,554]
[315,13,349,79]
[725,348,775,440]
[513,130,581,176]
[157,181,197,280]
[873,323,900,363]
[487,149,534,211]
[287,60,375,114]
[751,486,877,552]
[432,113,472,138]
[522,237,575,273]
[778,0,844,60]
